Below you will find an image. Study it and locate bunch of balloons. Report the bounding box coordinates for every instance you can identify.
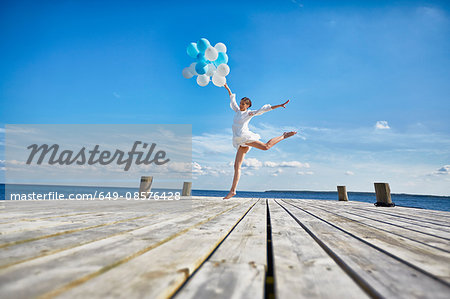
[182,38,230,87]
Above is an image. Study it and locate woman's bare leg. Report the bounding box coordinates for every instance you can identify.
[245,131,297,150]
[224,146,250,199]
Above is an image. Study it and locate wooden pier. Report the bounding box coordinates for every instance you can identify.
[0,197,449,298]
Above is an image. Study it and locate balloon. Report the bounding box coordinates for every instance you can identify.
[189,62,198,75]
[195,62,208,75]
[182,67,194,79]
[206,64,216,76]
[197,38,210,53]
[197,74,210,87]
[212,73,226,87]
[213,52,228,66]
[187,43,199,58]
[184,39,229,88]
[216,64,230,76]
[196,53,206,63]
[205,46,218,61]
[215,42,227,53]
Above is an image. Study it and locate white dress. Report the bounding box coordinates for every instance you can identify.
[230,93,272,151]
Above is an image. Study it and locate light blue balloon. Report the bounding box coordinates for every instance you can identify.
[187,43,199,58]
[197,38,210,53]
[195,62,208,75]
[196,53,206,63]
[213,52,228,66]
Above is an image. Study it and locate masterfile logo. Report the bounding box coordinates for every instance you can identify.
[5,124,192,186]
[26,141,170,171]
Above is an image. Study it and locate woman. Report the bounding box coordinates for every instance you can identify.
[223,83,297,199]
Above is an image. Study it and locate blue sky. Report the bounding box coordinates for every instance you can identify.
[1,0,449,195]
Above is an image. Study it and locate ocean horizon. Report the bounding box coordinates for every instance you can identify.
[1,184,449,212]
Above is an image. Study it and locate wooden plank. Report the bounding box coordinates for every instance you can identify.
[307,201,450,251]
[0,199,193,222]
[174,198,267,299]
[278,199,450,298]
[0,212,154,269]
[0,199,251,298]
[0,200,239,269]
[48,199,258,299]
[206,198,266,265]
[268,199,368,298]
[285,200,450,283]
[308,201,450,243]
[0,212,123,234]
[1,205,199,269]
[0,200,216,246]
[346,207,450,233]
[0,212,100,225]
[176,262,265,299]
[334,200,450,226]
[290,199,450,233]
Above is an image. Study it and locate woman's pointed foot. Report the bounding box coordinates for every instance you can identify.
[223,191,236,200]
[283,131,297,139]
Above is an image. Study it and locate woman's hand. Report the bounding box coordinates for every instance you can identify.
[272,100,290,109]
[281,99,290,108]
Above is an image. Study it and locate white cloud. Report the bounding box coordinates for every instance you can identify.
[264,160,309,168]
[345,171,354,176]
[249,122,305,141]
[375,121,390,130]
[191,161,233,177]
[238,158,310,169]
[113,92,121,99]
[8,160,26,165]
[193,131,233,155]
[290,0,303,8]
[271,168,283,177]
[242,158,263,169]
[434,165,450,176]
[417,6,445,20]
[297,171,314,175]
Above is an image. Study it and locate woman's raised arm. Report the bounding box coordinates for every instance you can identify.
[224,83,240,112]
[224,83,232,96]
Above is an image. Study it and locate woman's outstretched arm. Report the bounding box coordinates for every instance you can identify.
[224,83,240,112]
[271,99,290,110]
[249,99,290,117]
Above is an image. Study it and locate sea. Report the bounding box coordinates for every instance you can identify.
[1,184,449,212]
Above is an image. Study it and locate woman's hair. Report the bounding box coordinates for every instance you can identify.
[240,97,252,108]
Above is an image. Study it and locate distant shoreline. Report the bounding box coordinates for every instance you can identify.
[1,183,449,199]
[264,189,450,198]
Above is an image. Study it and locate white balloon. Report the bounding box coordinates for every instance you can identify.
[206,64,216,76]
[216,64,230,76]
[212,73,226,87]
[182,67,194,79]
[204,46,218,61]
[197,74,210,87]
[214,42,227,53]
[189,62,198,75]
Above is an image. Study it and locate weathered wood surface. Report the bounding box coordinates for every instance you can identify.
[174,199,267,299]
[0,197,449,299]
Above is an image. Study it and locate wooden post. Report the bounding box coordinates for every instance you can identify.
[374,182,395,207]
[182,182,192,196]
[139,176,153,198]
[337,186,348,201]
